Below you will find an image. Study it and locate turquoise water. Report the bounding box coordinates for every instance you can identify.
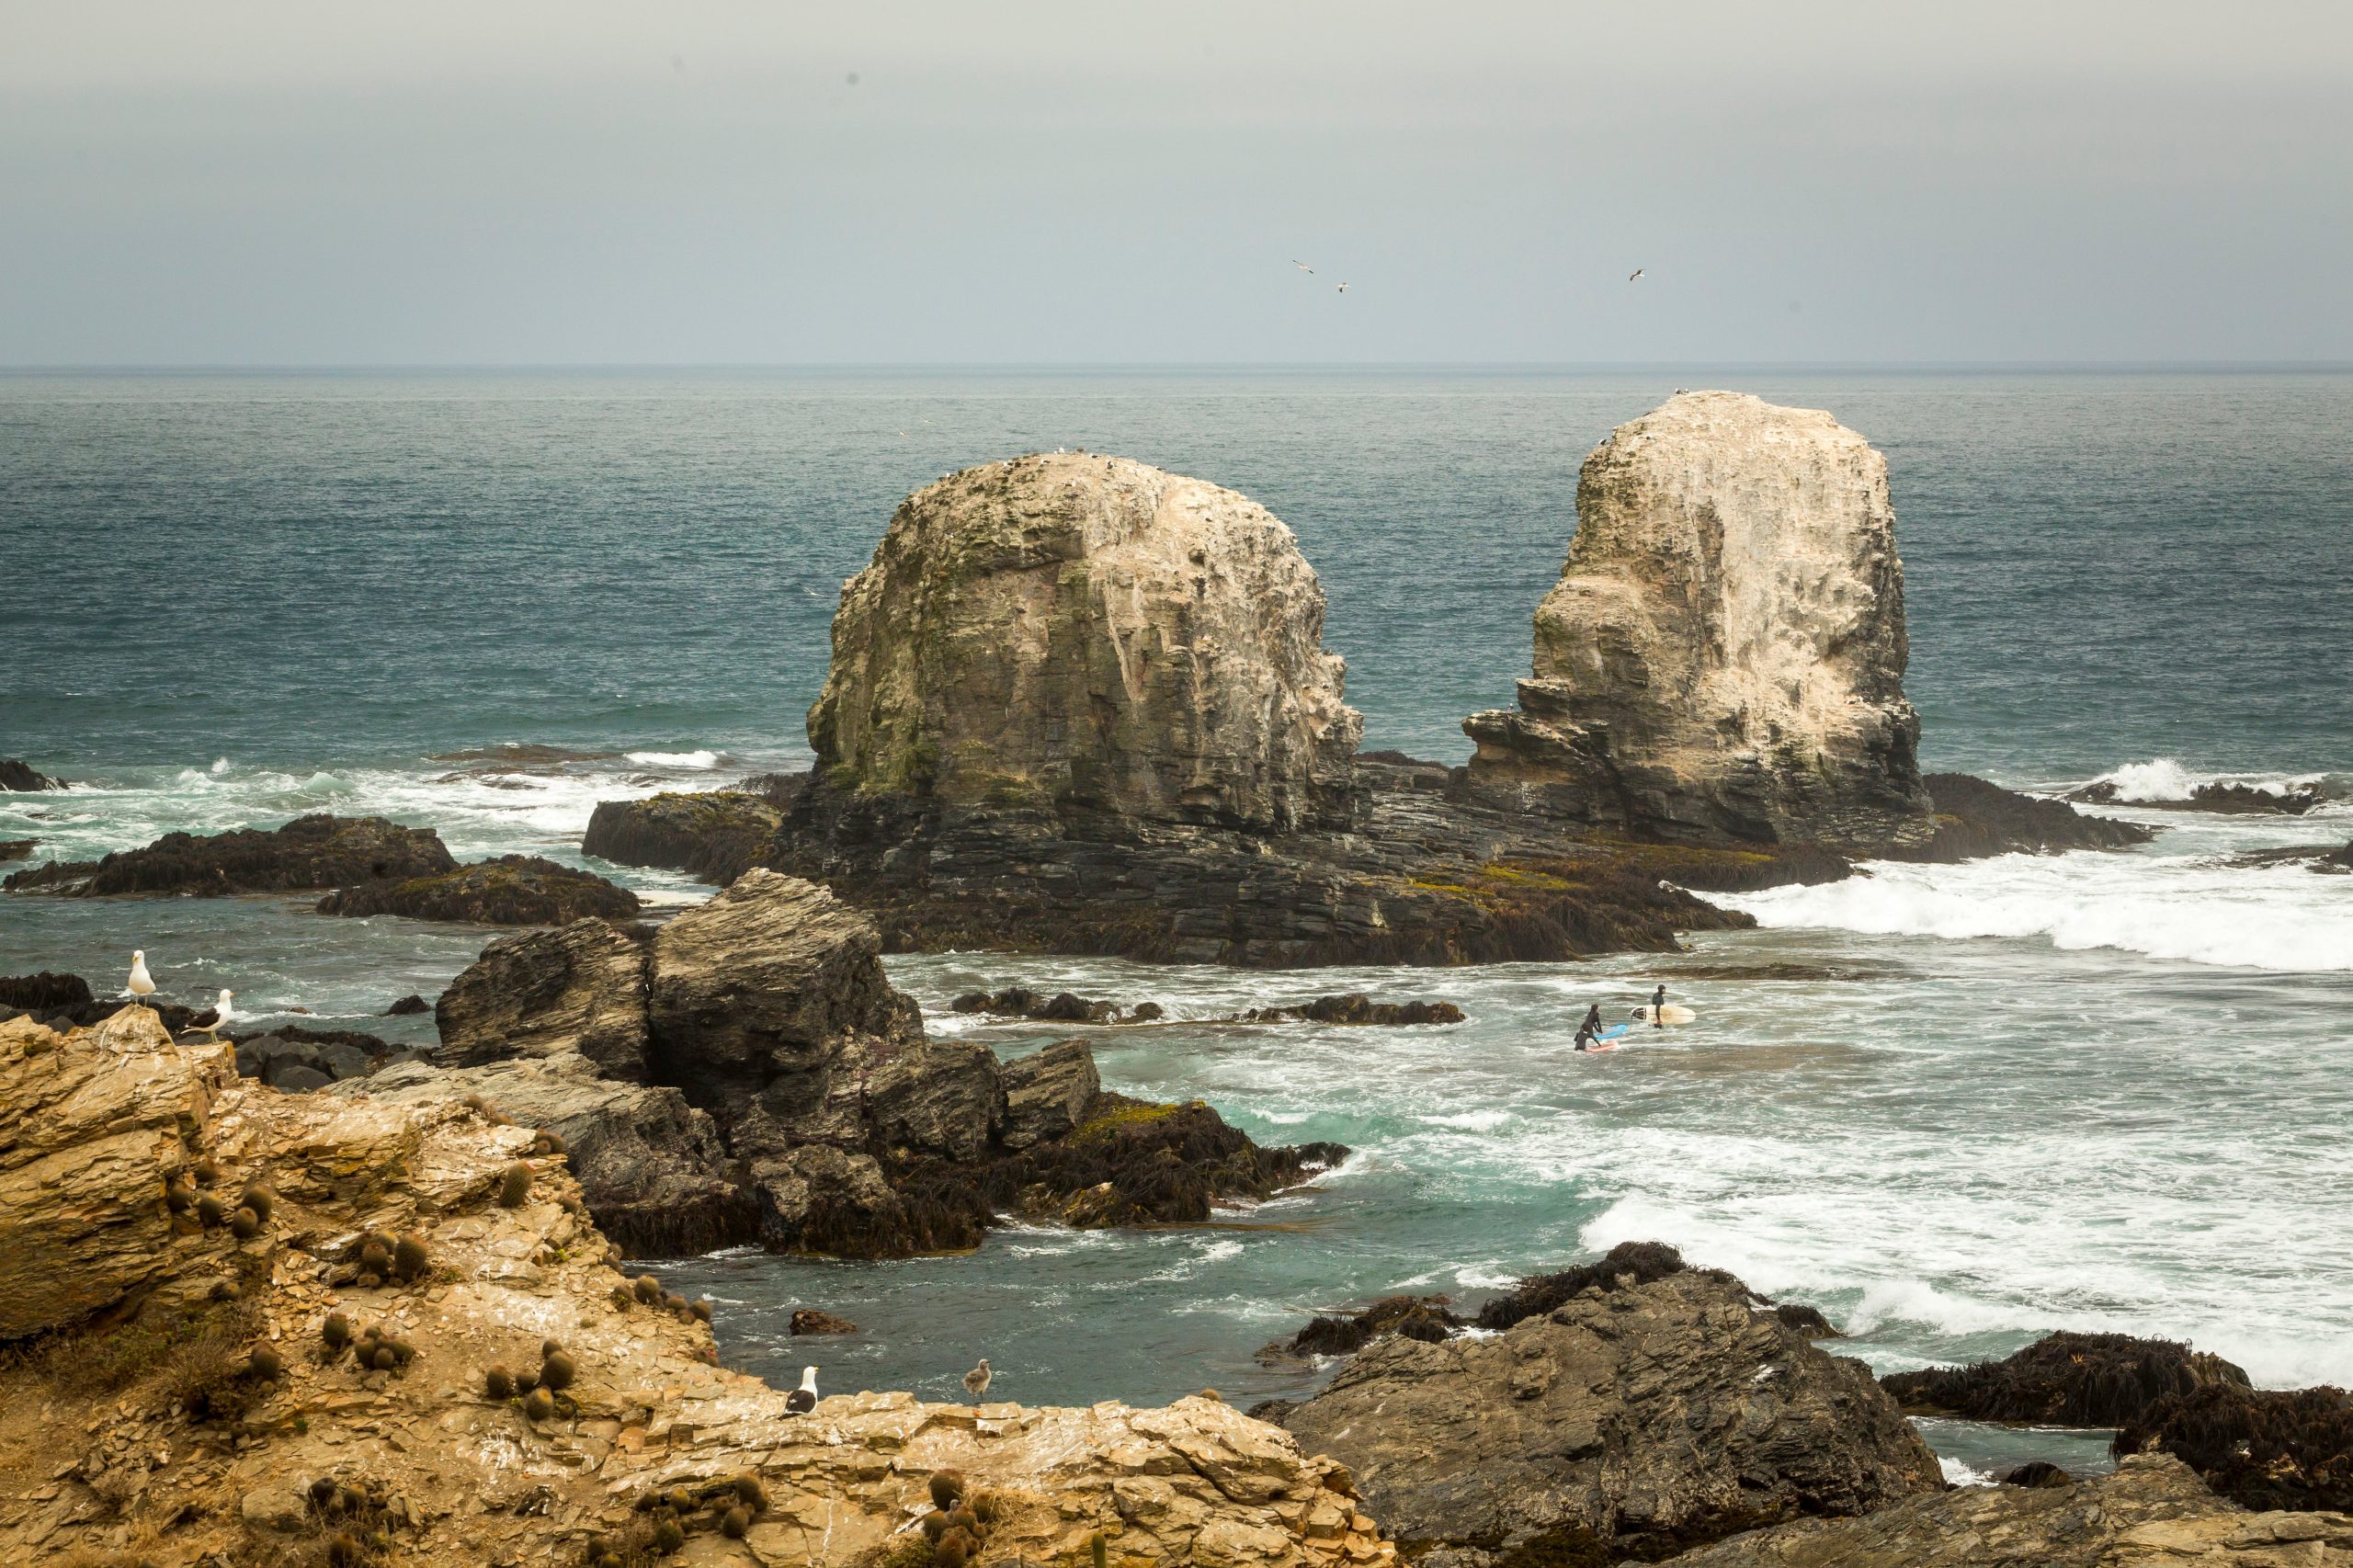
[4,369,2349,1478]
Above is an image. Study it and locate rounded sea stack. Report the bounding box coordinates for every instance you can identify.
[807,452,1364,834]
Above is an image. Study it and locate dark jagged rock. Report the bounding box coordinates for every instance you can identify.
[951,986,1123,1023]
[392,872,1340,1259]
[229,1025,399,1086]
[2117,1382,2353,1512]
[0,759,63,791]
[1669,1453,2353,1568]
[0,839,32,862]
[1271,1245,1943,1565]
[2069,778,2330,815]
[789,1310,859,1335]
[1881,1330,2251,1426]
[1260,1295,1464,1362]
[583,789,781,883]
[3,812,454,896]
[315,853,640,926]
[1472,1239,1716,1330]
[2001,1460,2075,1488]
[0,971,95,1017]
[2227,840,2353,875]
[385,993,431,1015]
[1237,994,1466,1027]
[1888,773,2155,860]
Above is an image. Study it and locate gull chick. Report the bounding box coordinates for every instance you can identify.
[962,1358,992,1401]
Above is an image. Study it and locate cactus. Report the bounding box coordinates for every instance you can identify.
[308,1476,338,1506]
[722,1504,752,1539]
[945,1506,982,1541]
[249,1346,283,1380]
[633,1274,663,1305]
[665,1487,695,1516]
[197,1194,227,1227]
[484,1365,515,1399]
[359,1240,392,1277]
[513,1366,540,1394]
[238,1183,276,1223]
[927,1470,966,1510]
[230,1206,261,1239]
[326,1531,363,1567]
[532,1129,568,1157]
[690,1298,713,1324]
[392,1233,429,1280]
[371,1344,399,1372]
[733,1474,767,1511]
[461,1093,487,1112]
[540,1350,576,1392]
[523,1386,555,1421]
[497,1162,533,1208]
[192,1156,221,1186]
[609,1284,633,1310]
[1091,1530,1108,1568]
[919,1512,949,1542]
[652,1518,685,1552]
[935,1530,971,1568]
[322,1312,352,1351]
[163,1180,193,1213]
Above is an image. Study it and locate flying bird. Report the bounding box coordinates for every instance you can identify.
[1628,267,1644,282]
[1336,282,1349,293]
[1291,260,1314,274]
[962,1358,993,1401]
[786,1366,819,1415]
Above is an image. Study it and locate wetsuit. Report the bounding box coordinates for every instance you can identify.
[1651,985,1667,1028]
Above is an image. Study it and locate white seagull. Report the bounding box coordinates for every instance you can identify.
[1627,267,1644,282]
[786,1366,819,1415]
[127,949,157,1009]
[1336,282,1349,294]
[1291,259,1314,274]
[962,1358,993,1401]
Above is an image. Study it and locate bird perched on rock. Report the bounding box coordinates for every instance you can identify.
[786,1366,819,1415]
[199,988,234,1040]
[127,949,157,1010]
[962,1358,992,1401]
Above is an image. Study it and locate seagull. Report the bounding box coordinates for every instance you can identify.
[1291,260,1313,274]
[199,988,234,1040]
[127,949,157,1011]
[962,1358,992,1401]
[1628,267,1644,282]
[1336,282,1349,293]
[786,1366,819,1415]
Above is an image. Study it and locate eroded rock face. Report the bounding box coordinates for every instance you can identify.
[808,451,1364,834]
[0,759,63,791]
[1882,1329,2252,1426]
[1272,1256,1942,1563]
[0,1014,1394,1568]
[583,788,781,883]
[1466,392,1936,850]
[435,917,652,1077]
[1671,1453,2353,1568]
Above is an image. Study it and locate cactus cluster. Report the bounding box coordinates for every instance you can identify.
[392,1232,430,1281]
[904,1469,999,1568]
[305,1474,401,1564]
[530,1128,567,1159]
[496,1161,534,1208]
[605,1471,770,1561]
[348,1322,417,1374]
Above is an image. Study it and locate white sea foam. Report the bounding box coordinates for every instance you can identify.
[1421,1109,1513,1132]
[2076,756,2332,802]
[1718,845,2353,972]
[626,749,722,768]
[1939,1457,1994,1487]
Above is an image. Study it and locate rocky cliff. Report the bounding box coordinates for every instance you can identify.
[0,1006,1393,1568]
[809,450,1364,835]
[1464,392,1938,851]
[379,870,1342,1257]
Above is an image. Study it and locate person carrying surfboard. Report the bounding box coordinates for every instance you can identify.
[1574,1002,1605,1051]
[1650,983,1668,1028]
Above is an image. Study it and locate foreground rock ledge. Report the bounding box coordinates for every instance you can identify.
[0,1008,1393,1568]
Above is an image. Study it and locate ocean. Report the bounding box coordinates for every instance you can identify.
[4,368,2348,1479]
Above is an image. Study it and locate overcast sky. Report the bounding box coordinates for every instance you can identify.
[4,2,2349,365]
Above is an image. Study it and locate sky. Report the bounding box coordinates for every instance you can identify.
[3,1,2349,366]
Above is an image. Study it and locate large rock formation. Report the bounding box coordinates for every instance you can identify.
[1671,1454,2353,1567]
[1882,1330,2253,1426]
[0,759,63,791]
[808,451,1365,834]
[3,812,456,896]
[1465,392,1937,850]
[585,787,781,882]
[314,852,641,925]
[404,870,1340,1256]
[0,1010,1394,1568]
[1269,1247,1943,1563]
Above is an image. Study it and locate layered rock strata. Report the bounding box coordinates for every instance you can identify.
[1671,1453,2353,1567]
[1463,392,1936,850]
[0,1008,1394,1568]
[388,869,1340,1256]
[1268,1249,1944,1564]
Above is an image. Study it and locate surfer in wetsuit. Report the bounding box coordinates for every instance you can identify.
[1574,1002,1605,1051]
[1650,983,1667,1028]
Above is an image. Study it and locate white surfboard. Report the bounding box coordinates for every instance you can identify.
[1630,1004,1696,1025]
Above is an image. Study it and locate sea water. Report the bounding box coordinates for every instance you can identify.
[4,369,2348,1477]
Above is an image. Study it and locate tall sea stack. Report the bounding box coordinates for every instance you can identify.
[1463,392,1937,851]
[808,450,1364,834]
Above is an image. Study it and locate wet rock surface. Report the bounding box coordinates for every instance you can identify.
[1462,392,1937,852]
[0,1009,1395,1568]
[0,839,30,862]
[1670,1453,2353,1567]
[0,759,63,791]
[1259,1295,1465,1362]
[3,812,455,896]
[407,870,1342,1257]
[584,787,782,883]
[2117,1382,2353,1513]
[1895,772,2155,859]
[2067,778,2331,814]
[1269,1244,1941,1564]
[315,852,642,925]
[1882,1330,2252,1426]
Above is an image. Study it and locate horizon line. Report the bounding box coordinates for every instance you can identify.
[5,358,2350,376]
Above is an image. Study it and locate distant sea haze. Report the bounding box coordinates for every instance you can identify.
[2,369,2347,1458]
